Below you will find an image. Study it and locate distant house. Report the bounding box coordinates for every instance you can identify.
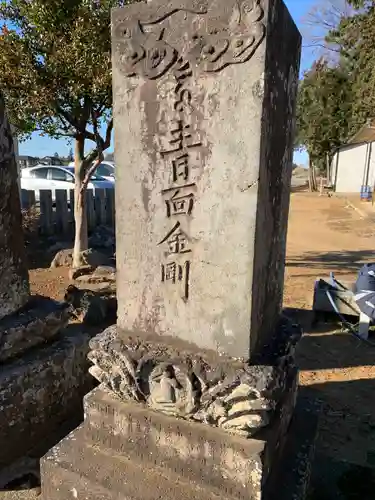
[331,120,375,193]
[18,155,39,169]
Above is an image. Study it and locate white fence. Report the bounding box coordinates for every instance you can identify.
[21,189,115,235]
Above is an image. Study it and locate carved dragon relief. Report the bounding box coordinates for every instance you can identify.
[88,320,301,437]
[114,0,266,79]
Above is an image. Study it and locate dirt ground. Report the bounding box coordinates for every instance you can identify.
[25,191,375,485]
[285,192,375,469]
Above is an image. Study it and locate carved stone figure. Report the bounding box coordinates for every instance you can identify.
[88,317,301,437]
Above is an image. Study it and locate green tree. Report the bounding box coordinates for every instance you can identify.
[296,58,354,188]
[327,1,375,129]
[0,0,126,267]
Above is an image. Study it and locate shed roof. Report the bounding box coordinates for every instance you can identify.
[348,119,375,145]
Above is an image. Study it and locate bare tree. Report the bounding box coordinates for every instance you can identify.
[302,0,355,58]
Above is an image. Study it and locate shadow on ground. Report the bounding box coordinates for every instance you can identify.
[285,308,375,499]
[25,235,73,270]
[308,455,375,500]
[287,250,375,274]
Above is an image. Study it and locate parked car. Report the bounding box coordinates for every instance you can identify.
[69,160,115,181]
[21,165,114,202]
[39,156,66,166]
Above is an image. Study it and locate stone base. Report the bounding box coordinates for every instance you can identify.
[41,386,319,500]
[0,326,95,473]
[40,316,318,499]
[42,423,233,500]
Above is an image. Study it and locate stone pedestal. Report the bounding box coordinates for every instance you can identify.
[39,0,319,498]
[41,321,319,500]
[42,406,318,500]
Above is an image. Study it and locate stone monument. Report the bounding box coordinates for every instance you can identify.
[113,0,299,359]
[41,1,317,499]
[0,95,92,485]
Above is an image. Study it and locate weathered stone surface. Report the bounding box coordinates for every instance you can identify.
[113,0,301,358]
[0,327,94,469]
[83,377,296,498]
[84,389,264,497]
[41,425,238,500]
[87,318,301,437]
[50,248,112,269]
[0,296,71,363]
[0,95,29,320]
[40,374,311,500]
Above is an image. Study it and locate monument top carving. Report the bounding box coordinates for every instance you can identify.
[112,0,266,79]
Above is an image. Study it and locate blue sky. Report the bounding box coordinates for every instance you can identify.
[19,0,317,164]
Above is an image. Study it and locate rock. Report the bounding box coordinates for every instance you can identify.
[93,265,116,276]
[69,266,95,281]
[64,285,113,326]
[50,249,73,268]
[50,248,112,269]
[48,241,72,256]
[88,225,115,250]
[75,265,116,284]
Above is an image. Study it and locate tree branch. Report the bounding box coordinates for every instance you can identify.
[80,117,113,193]
[55,103,97,142]
[104,118,113,149]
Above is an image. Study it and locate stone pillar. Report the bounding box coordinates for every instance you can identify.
[113,0,300,359]
[0,95,29,319]
[40,2,317,500]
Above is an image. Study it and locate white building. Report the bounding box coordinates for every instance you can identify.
[331,120,375,193]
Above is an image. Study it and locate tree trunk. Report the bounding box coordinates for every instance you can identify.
[308,159,318,192]
[312,164,317,191]
[72,135,89,268]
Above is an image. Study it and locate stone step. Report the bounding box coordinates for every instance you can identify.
[41,389,319,500]
[83,387,265,499]
[41,424,240,500]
